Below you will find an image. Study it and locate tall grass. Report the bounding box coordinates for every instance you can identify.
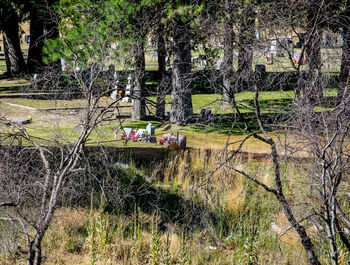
[0,148,318,265]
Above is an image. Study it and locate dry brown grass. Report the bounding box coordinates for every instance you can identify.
[0,148,326,265]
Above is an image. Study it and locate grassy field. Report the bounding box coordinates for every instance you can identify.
[149,88,337,114]
[2,88,333,154]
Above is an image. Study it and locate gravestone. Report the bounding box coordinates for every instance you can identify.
[270,40,283,57]
[110,89,119,100]
[122,74,133,103]
[199,59,207,70]
[24,35,30,44]
[178,135,186,150]
[323,33,334,48]
[269,37,293,57]
[198,109,212,122]
[191,56,199,65]
[60,58,68,71]
[294,52,301,63]
[215,59,223,70]
[146,123,155,135]
[255,64,266,77]
[337,28,344,46]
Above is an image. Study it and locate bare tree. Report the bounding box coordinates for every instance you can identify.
[0,62,124,265]
[219,85,321,264]
[0,1,131,263]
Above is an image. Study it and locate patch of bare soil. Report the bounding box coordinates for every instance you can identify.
[0,101,81,128]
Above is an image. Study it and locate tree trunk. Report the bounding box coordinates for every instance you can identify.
[236,4,255,92]
[44,0,61,73]
[27,242,35,265]
[299,2,324,105]
[170,16,193,124]
[303,33,322,104]
[2,5,26,77]
[27,6,45,73]
[33,239,42,265]
[336,0,350,106]
[221,0,235,104]
[156,22,167,120]
[132,41,146,120]
[27,238,42,265]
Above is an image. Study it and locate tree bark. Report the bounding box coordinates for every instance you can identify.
[132,41,146,120]
[299,1,324,105]
[33,236,42,265]
[236,4,255,92]
[27,236,43,265]
[336,0,350,106]
[44,0,61,73]
[2,5,26,77]
[156,22,167,120]
[27,4,45,73]
[170,16,193,124]
[27,242,35,265]
[221,0,235,104]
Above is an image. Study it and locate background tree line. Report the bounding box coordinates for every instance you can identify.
[0,0,349,123]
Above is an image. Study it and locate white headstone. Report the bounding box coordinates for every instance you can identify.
[199,59,207,69]
[110,89,119,100]
[294,52,301,62]
[61,58,67,71]
[122,74,133,103]
[146,123,155,135]
[215,59,223,70]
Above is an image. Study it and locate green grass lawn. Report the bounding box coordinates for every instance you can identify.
[20,119,266,151]
[2,88,337,114]
[148,88,337,115]
[0,88,339,149]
